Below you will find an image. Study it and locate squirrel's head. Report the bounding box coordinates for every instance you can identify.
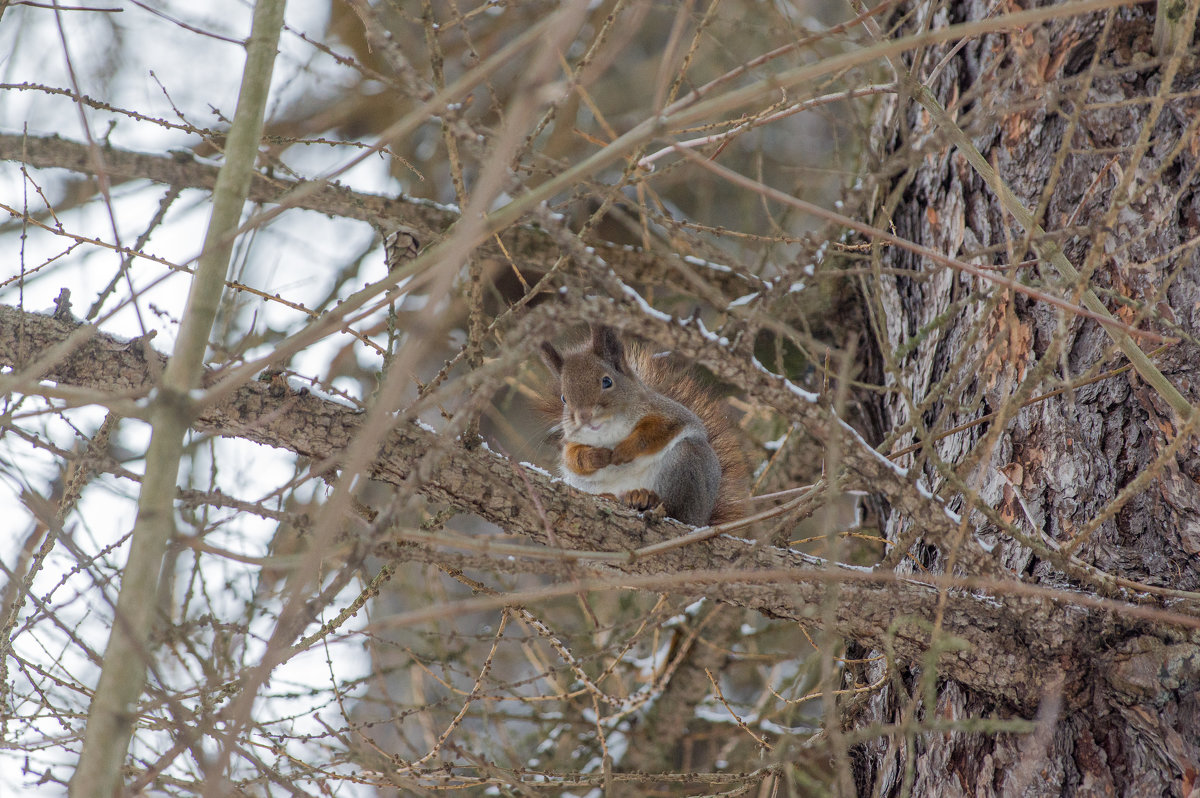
[540,325,645,444]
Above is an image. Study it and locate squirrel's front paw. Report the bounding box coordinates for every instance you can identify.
[621,489,663,514]
[609,446,635,466]
[565,442,614,474]
[580,446,613,471]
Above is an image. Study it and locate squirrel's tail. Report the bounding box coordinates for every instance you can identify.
[628,345,749,525]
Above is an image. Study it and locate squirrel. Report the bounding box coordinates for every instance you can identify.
[538,325,748,526]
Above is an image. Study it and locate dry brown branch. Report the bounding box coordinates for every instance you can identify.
[5,301,1193,714]
[5,0,1200,793]
[0,132,764,298]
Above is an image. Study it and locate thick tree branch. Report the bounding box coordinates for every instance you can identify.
[0,132,759,296]
[2,301,1175,709]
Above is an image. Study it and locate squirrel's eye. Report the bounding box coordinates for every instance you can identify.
[601,376,613,389]
[560,394,566,404]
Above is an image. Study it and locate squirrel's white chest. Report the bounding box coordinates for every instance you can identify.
[561,435,682,496]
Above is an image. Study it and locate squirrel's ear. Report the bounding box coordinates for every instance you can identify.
[540,342,563,375]
[590,325,628,373]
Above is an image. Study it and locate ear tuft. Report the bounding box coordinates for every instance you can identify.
[590,325,627,373]
[540,342,564,375]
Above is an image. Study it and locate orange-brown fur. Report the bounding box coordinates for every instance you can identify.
[611,414,684,465]
[564,441,612,475]
[564,413,685,476]
[539,337,749,525]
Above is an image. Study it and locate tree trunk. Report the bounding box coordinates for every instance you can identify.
[857,1,1200,794]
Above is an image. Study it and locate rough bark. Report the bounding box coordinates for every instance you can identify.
[858,1,1200,794]
[7,5,1200,781]
[2,299,1195,723]
[0,132,760,298]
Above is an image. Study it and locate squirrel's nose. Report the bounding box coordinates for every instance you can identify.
[574,408,592,426]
